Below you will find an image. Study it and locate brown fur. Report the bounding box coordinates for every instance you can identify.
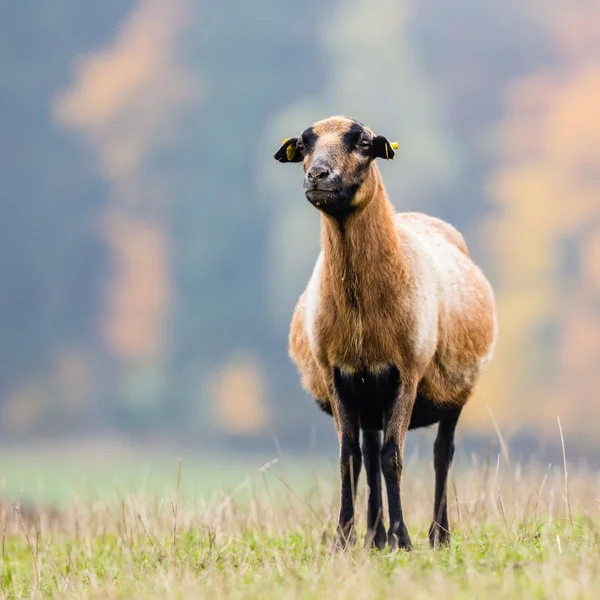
[278,116,497,550]
[289,118,495,411]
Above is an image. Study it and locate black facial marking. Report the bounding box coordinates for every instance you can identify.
[300,127,317,152]
[342,122,364,152]
[354,158,371,176]
[318,184,360,219]
[343,116,365,128]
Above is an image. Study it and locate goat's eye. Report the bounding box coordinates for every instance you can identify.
[296,139,305,151]
[359,139,371,149]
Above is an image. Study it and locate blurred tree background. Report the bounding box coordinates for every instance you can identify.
[0,0,599,452]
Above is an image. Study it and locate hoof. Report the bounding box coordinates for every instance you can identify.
[333,526,356,552]
[428,521,451,548]
[365,523,387,550]
[388,524,412,552]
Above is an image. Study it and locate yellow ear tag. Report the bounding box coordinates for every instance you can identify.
[391,142,398,150]
[286,142,296,161]
[385,144,389,160]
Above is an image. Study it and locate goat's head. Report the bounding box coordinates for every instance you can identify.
[274,116,397,216]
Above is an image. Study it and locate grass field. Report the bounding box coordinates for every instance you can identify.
[1,444,599,599]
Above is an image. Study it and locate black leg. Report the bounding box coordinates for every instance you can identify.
[335,425,361,549]
[329,383,359,549]
[381,380,416,551]
[429,407,461,547]
[381,438,411,550]
[361,429,386,549]
[332,368,363,550]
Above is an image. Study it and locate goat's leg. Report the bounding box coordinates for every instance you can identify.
[429,407,461,547]
[361,429,386,549]
[332,397,361,550]
[382,379,417,551]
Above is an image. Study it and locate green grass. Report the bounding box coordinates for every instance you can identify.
[0,449,599,599]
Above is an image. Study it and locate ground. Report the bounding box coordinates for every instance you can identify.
[0,443,599,599]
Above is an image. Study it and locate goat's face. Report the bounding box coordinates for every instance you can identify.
[274,116,397,216]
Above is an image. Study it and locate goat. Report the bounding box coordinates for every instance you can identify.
[274,116,497,551]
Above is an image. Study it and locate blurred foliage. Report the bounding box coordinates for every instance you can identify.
[0,0,599,447]
[479,0,600,436]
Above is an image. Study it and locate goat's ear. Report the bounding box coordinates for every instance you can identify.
[274,137,304,163]
[373,136,398,160]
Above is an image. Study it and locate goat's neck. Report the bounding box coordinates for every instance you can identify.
[321,180,401,312]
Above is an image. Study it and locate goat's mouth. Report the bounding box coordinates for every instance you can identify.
[305,189,338,207]
[305,185,359,217]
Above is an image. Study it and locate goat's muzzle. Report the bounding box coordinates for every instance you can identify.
[305,188,337,208]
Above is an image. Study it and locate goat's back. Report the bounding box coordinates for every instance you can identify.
[395,212,497,398]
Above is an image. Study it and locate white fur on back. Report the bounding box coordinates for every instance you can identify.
[395,214,476,361]
[304,251,324,353]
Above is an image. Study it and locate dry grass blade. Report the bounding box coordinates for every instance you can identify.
[264,466,321,522]
[496,492,513,543]
[13,507,40,591]
[453,482,461,529]
[1,519,5,591]
[121,499,130,549]
[486,405,510,465]
[557,417,573,529]
[531,463,552,518]
[172,457,183,560]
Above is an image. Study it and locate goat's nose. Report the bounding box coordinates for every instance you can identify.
[307,166,331,181]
